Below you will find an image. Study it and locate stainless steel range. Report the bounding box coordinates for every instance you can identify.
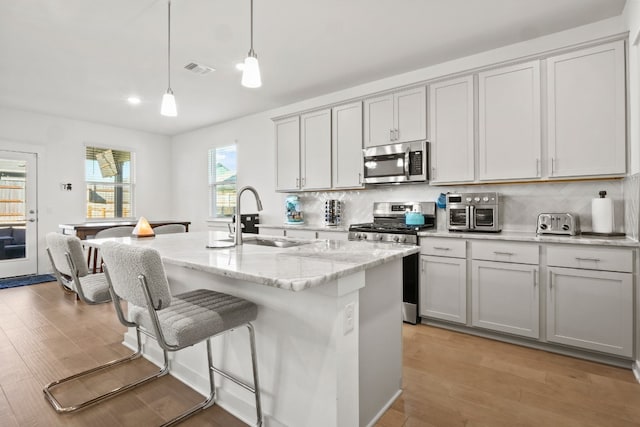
[348,202,436,324]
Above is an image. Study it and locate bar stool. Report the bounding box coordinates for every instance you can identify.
[45,232,111,304]
[46,240,264,427]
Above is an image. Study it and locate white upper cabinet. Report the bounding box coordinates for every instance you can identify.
[429,76,475,183]
[300,109,332,190]
[546,41,626,178]
[275,116,301,191]
[478,61,541,181]
[332,102,364,189]
[364,86,426,147]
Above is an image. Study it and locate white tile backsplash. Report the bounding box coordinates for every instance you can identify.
[275,179,630,234]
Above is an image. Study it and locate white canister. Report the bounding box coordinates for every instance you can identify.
[591,190,614,234]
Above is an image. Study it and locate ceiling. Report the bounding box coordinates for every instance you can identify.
[0,0,627,136]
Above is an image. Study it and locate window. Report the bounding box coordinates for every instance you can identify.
[208,145,237,218]
[85,146,134,219]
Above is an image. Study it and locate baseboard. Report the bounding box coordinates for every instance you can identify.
[365,389,402,427]
[632,362,640,383]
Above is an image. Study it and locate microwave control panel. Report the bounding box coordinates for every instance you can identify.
[409,151,423,175]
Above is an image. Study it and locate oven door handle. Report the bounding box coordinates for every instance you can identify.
[404,148,410,180]
[467,205,474,229]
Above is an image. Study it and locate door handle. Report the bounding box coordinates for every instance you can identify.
[28,218,36,223]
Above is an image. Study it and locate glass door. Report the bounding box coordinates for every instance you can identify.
[0,151,37,278]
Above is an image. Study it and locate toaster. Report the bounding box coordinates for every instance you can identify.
[536,213,580,236]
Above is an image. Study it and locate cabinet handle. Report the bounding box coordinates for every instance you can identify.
[493,251,515,256]
[431,167,436,180]
[296,178,299,188]
[301,177,306,187]
[536,158,540,177]
[394,129,399,141]
[389,129,394,141]
[551,158,555,175]
[533,269,537,287]
[575,257,600,262]
[433,246,451,251]
[421,259,425,272]
[358,172,362,184]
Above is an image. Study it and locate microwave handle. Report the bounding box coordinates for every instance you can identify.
[404,148,410,179]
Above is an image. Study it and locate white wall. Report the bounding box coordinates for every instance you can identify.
[0,107,172,273]
[171,17,629,232]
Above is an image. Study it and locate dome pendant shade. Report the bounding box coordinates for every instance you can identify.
[161,89,177,117]
[241,54,262,88]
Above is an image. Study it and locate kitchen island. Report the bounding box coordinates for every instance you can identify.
[84,231,418,427]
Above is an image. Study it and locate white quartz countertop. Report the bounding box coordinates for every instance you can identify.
[257,223,349,232]
[418,229,639,247]
[86,231,418,291]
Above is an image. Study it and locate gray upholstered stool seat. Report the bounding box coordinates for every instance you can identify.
[130,288,257,348]
[77,273,112,302]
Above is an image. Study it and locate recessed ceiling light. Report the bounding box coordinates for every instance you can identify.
[235,63,245,71]
[127,96,141,105]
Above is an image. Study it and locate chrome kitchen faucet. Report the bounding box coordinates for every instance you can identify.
[235,186,263,245]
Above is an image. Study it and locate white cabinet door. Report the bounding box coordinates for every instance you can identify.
[471,260,539,338]
[364,87,426,147]
[420,255,467,324]
[478,61,541,181]
[300,109,332,190]
[429,76,474,183]
[275,116,301,191]
[364,94,394,147]
[395,86,426,144]
[547,41,626,178]
[332,102,364,188]
[547,266,633,358]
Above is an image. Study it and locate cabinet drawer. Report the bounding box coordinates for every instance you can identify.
[420,238,466,258]
[547,245,632,272]
[471,241,538,265]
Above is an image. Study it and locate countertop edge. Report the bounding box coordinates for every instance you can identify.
[418,230,639,247]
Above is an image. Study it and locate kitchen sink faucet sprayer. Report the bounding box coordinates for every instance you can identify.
[235,186,263,245]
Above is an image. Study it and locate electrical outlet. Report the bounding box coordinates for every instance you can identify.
[343,302,355,335]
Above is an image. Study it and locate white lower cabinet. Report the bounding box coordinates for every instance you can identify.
[420,255,467,324]
[546,266,633,358]
[471,260,539,338]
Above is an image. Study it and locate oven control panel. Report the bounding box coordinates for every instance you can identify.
[348,231,417,245]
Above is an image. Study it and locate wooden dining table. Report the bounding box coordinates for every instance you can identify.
[59,220,191,240]
[59,220,191,272]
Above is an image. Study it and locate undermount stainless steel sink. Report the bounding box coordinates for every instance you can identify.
[207,236,311,249]
[244,237,309,248]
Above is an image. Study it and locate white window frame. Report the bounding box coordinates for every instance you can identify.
[85,145,135,220]
[208,144,237,219]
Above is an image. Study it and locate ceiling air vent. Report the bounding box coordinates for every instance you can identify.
[184,61,216,75]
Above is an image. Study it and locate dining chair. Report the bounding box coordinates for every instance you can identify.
[87,226,135,273]
[152,223,187,234]
[45,232,111,304]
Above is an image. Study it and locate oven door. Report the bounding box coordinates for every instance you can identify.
[447,205,471,231]
[472,206,497,231]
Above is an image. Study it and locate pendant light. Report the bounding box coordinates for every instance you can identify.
[161,0,177,116]
[241,0,262,88]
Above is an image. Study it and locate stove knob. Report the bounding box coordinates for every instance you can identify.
[393,236,400,242]
[362,234,368,240]
[483,196,489,202]
[400,236,407,243]
[539,224,547,230]
[465,197,472,202]
[474,197,480,202]
[562,224,570,231]
[377,234,384,241]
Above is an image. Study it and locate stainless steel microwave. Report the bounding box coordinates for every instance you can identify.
[363,140,428,184]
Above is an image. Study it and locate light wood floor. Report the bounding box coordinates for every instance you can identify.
[2,281,640,426]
